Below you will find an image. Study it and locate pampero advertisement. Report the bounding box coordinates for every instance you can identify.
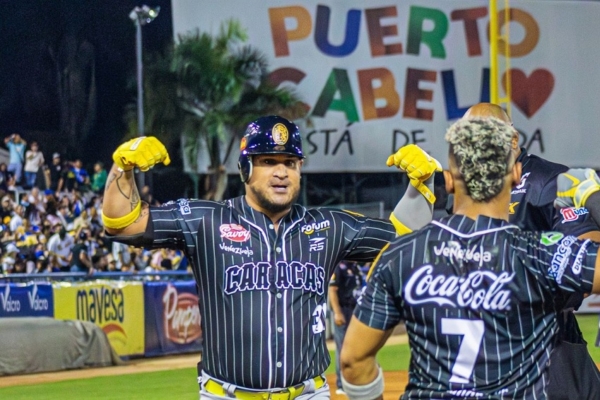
[172,0,600,173]
[0,282,53,318]
[144,281,202,357]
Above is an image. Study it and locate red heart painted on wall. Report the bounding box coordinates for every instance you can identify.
[502,69,555,118]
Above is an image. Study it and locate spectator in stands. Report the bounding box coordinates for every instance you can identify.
[70,231,93,273]
[74,160,90,190]
[4,133,26,185]
[72,208,91,232]
[0,163,11,195]
[46,153,64,192]
[91,162,107,194]
[0,195,13,222]
[24,141,45,189]
[112,241,132,271]
[56,202,74,231]
[132,247,150,271]
[9,204,25,233]
[1,243,19,273]
[46,226,74,272]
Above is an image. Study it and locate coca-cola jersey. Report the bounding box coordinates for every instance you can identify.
[127,195,397,389]
[355,214,598,399]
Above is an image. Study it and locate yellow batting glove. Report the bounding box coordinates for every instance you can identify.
[555,168,600,208]
[112,136,171,172]
[386,144,442,204]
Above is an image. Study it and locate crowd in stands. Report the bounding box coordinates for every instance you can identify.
[0,133,188,276]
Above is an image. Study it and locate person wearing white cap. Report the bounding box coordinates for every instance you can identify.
[1,243,19,273]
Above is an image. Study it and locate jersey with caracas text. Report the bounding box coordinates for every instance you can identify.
[355,214,598,399]
[127,195,397,390]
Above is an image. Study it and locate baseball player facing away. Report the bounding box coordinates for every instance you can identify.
[101,115,441,399]
[462,103,600,399]
[341,117,600,400]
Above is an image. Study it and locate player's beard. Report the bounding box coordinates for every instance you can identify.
[248,183,300,215]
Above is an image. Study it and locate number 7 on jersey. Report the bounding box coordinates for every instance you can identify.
[441,318,484,384]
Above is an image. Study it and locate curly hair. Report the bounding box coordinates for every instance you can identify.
[445,117,514,202]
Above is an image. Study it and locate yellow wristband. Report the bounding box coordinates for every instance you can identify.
[389,212,412,235]
[102,202,142,230]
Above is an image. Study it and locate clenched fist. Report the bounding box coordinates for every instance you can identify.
[113,136,171,172]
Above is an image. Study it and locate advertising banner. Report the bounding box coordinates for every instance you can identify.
[0,282,53,318]
[172,0,600,173]
[53,280,145,357]
[144,281,202,357]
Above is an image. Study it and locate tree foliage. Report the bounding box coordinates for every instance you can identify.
[131,19,307,178]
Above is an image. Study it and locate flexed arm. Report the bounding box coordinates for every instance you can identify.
[102,137,170,236]
[387,144,441,235]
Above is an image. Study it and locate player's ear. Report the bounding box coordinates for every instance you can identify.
[443,170,454,194]
[511,161,522,188]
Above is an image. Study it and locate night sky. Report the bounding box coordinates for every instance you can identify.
[0,0,174,176]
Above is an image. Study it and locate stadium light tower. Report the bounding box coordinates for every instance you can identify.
[129,5,160,188]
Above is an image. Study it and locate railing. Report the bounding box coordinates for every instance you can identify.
[0,270,194,283]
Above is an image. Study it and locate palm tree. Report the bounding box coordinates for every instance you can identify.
[130,19,307,200]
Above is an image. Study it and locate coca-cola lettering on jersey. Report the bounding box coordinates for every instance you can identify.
[219,224,251,242]
[404,264,514,311]
[428,241,499,268]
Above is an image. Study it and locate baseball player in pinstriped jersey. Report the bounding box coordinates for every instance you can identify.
[462,103,600,399]
[341,117,600,399]
[101,115,442,399]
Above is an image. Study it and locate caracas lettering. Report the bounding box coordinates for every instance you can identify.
[76,287,125,323]
[405,265,514,310]
[224,261,325,295]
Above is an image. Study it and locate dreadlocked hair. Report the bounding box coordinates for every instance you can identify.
[445,117,514,202]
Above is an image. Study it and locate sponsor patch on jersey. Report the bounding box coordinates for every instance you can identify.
[309,237,326,252]
[540,232,564,246]
[548,235,577,283]
[428,241,498,268]
[572,239,590,275]
[560,207,589,223]
[508,202,519,215]
[511,172,530,195]
[178,199,191,215]
[301,220,331,235]
[272,123,289,145]
[220,224,251,242]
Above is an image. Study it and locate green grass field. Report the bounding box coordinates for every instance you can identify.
[1,315,598,399]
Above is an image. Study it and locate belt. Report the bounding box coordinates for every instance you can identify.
[204,376,325,400]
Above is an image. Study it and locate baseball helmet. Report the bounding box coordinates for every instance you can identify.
[238,115,304,183]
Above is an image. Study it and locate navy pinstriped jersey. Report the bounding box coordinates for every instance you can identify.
[132,195,396,389]
[510,149,598,235]
[355,214,598,399]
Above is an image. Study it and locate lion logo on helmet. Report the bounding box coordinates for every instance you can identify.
[272,123,289,145]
